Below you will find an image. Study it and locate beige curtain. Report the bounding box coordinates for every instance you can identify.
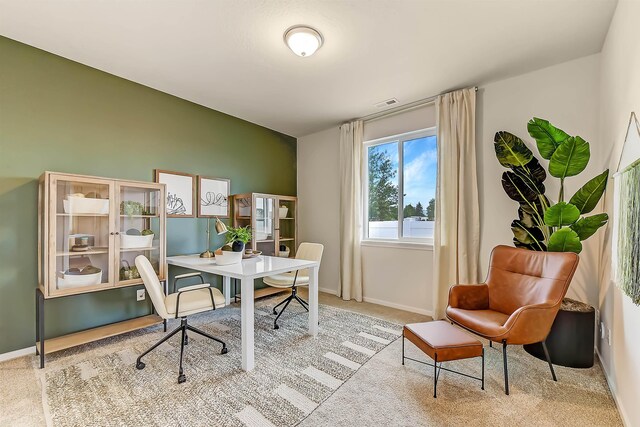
[339,120,364,301]
[433,88,480,319]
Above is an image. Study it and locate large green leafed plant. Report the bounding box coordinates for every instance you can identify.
[494,118,609,253]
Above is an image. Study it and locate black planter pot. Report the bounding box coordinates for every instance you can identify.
[523,298,595,368]
[231,241,245,252]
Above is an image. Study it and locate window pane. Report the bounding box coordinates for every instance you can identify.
[367,141,399,239]
[402,135,437,239]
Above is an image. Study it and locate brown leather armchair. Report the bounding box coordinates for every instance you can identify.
[446,245,579,395]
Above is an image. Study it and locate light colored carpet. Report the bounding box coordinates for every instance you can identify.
[0,292,623,427]
[33,297,401,426]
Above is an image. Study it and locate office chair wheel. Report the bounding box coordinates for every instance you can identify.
[274,323,280,330]
[178,373,187,384]
[221,347,228,355]
[136,361,145,370]
[273,309,278,315]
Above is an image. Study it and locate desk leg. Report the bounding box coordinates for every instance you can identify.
[308,265,319,337]
[241,277,254,371]
[223,276,231,306]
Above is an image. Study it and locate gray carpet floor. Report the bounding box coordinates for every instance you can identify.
[0,294,623,427]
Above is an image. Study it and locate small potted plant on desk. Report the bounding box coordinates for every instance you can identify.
[215,226,252,265]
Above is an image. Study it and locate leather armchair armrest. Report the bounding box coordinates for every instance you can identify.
[448,284,489,310]
[502,302,559,345]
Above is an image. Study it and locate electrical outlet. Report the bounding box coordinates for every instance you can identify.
[608,328,612,346]
[136,289,146,301]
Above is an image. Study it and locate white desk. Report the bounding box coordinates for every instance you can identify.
[166,254,319,371]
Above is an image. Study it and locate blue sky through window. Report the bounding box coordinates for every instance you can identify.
[403,136,437,208]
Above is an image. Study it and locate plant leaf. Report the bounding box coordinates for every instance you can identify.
[548,228,583,253]
[502,171,538,202]
[511,220,545,248]
[569,169,609,214]
[527,117,570,160]
[544,202,581,227]
[548,136,590,179]
[518,205,536,228]
[494,131,533,168]
[570,213,609,240]
[512,157,546,195]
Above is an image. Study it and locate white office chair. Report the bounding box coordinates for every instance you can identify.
[134,255,228,384]
[263,242,324,329]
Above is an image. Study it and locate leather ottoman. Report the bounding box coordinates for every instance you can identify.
[403,320,485,397]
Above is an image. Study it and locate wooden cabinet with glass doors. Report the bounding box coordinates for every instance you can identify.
[232,193,297,258]
[36,171,166,367]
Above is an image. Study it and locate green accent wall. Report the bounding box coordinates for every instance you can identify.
[0,36,297,354]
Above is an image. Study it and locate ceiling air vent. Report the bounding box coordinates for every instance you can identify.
[374,98,399,108]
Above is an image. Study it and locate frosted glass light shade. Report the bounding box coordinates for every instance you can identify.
[284,26,323,57]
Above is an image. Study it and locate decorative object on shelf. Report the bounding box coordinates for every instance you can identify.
[279,205,288,218]
[58,265,103,289]
[120,200,154,216]
[277,244,290,258]
[225,225,252,253]
[494,117,609,254]
[119,260,140,281]
[121,228,155,249]
[155,170,195,218]
[197,176,231,218]
[63,193,109,214]
[614,112,640,306]
[200,217,229,258]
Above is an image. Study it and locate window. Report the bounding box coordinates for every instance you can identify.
[363,128,437,244]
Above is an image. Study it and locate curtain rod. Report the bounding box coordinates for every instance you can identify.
[353,86,478,124]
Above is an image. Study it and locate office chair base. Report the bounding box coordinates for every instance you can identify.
[136,318,228,384]
[273,285,308,330]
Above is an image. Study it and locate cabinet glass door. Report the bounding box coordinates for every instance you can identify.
[52,177,113,294]
[254,195,276,256]
[116,184,164,286]
[277,197,296,258]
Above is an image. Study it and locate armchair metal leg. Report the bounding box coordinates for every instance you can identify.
[136,324,183,370]
[541,339,557,381]
[502,340,509,395]
[186,324,228,354]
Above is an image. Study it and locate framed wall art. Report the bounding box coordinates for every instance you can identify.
[155,170,196,218]
[197,176,231,218]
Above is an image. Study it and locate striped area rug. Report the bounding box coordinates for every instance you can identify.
[39,296,402,426]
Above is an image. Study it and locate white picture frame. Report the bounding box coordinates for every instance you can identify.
[198,176,231,218]
[155,170,196,218]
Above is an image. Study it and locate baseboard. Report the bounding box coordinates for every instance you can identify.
[362,296,433,317]
[595,348,631,427]
[319,287,339,296]
[0,346,35,363]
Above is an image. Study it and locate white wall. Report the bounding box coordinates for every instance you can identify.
[596,2,640,425]
[297,126,341,295]
[477,54,602,306]
[299,55,601,314]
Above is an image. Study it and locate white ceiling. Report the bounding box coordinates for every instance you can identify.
[0,0,616,137]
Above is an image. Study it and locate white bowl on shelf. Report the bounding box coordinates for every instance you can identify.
[215,250,243,265]
[63,196,109,214]
[120,233,154,249]
[279,206,288,218]
[57,270,102,289]
[278,248,290,258]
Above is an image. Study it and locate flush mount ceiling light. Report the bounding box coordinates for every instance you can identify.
[284,25,323,57]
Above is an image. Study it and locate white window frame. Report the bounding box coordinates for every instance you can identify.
[362,127,437,248]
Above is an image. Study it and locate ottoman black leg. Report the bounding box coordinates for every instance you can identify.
[481,348,485,390]
[433,354,438,398]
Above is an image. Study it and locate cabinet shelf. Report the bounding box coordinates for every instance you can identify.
[57,248,109,256]
[279,237,295,242]
[56,213,108,217]
[120,247,159,252]
[119,214,159,218]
